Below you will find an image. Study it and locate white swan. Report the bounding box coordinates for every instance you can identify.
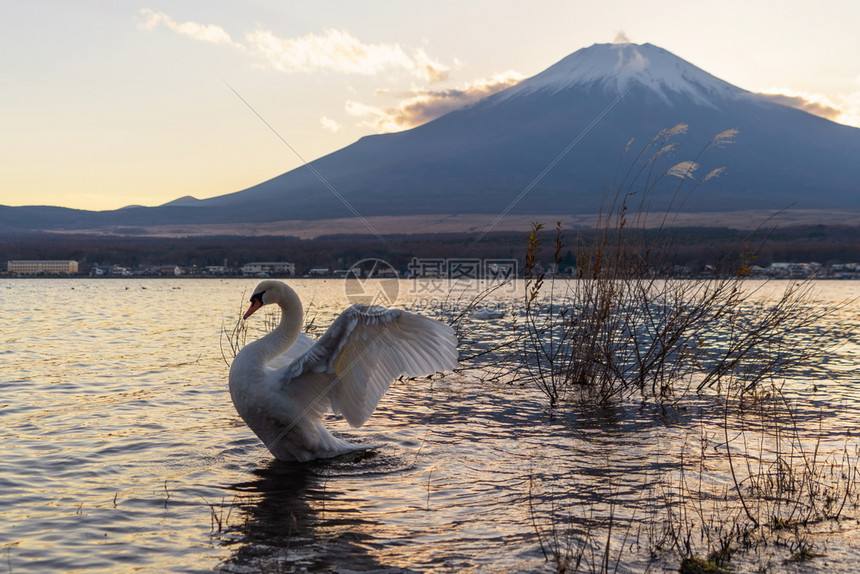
[228,280,458,462]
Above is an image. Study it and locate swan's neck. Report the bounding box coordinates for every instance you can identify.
[240,288,303,367]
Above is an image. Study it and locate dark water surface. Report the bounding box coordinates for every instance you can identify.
[1,279,858,572]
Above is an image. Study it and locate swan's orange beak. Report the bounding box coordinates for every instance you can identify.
[243,299,263,320]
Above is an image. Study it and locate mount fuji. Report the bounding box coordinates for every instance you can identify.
[4,42,860,233]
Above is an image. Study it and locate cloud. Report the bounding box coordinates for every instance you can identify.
[244,28,448,81]
[756,87,860,127]
[137,9,242,48]
[345,101,399,132]
[320,115,341,133]
[756,89,842,120]
[413,49,450,82]
[614,30,632,44]
[347,71,524,131]
[138,11,449,82]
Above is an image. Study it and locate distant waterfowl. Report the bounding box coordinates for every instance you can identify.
[469,308,505,320]
[228,280,458,462]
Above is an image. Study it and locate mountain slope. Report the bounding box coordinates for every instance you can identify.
[3,42,860,232]
[196,42,860,221]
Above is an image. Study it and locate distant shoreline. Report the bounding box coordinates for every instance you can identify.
[37,209,860,239]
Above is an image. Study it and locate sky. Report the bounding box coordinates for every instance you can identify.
[2,1,860,211]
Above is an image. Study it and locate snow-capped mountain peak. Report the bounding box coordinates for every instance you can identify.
[501,43,745,106]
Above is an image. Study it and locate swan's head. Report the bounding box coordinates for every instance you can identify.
[243,280,295,319]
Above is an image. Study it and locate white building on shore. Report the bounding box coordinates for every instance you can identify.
[7,260,79,275]
[240,262,296,276]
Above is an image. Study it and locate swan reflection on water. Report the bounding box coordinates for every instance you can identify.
[221,448,413,572]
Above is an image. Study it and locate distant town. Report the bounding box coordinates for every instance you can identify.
[3,259,859,279]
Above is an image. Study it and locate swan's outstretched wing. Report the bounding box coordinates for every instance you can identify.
[268,332,316,370]
[281,305,458,428]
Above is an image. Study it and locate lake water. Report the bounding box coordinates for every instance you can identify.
[1,278,858,572]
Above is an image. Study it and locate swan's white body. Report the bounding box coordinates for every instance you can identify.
[228,280,458,462]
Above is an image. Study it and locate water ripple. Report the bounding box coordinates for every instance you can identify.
[0,278,857,572]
